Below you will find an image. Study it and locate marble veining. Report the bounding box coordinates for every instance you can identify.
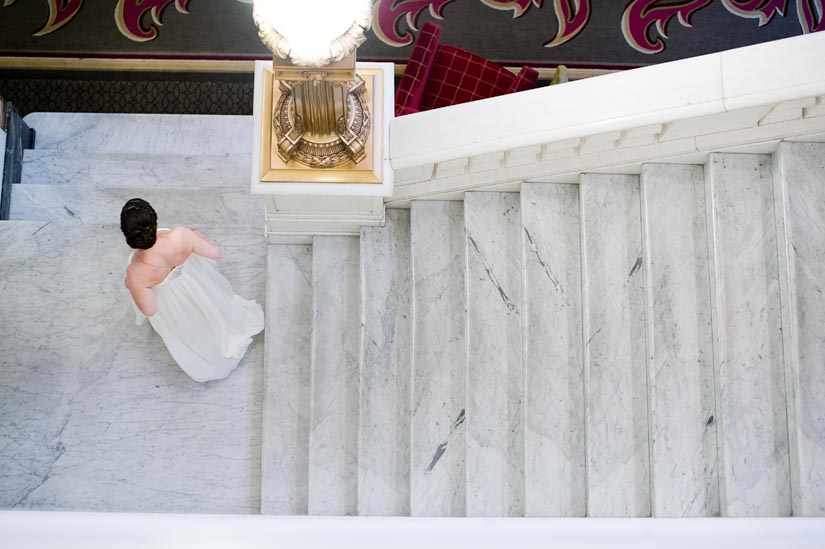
[520,183,585,517]
[707,153,791,516]
[409,201,467,517]
[10,185,263,225]
[308,237,360,516]
[774,142,825,516]
[24,113,252,155]
[21,150,251,189]
[358,210,412,516]
[580,174,651,518]
[464,192,524,517]
[641,164,719,517]
[261,245,312,515]
[0,222,265,513]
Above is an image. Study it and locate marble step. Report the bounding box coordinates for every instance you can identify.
[773,141,825,516]
[307,236,360,516]
[23,112,252,155]
[640,164,718,517]
[520,183,585,517]
[774,142,825,517]
[0,221,266,514]
[9,184,264,225]
[357,210,412,516]
[706,152,792,517]
[409,201,467,517]
[261,244,313,515]
[579,173,650,518]
[21,150,251,188]
[464,191,524,517]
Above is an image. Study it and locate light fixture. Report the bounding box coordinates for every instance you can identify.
[253,0,371,69]
[249,0,394,243]
[252,0,374,168]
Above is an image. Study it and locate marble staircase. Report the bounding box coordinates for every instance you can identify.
[1,113,824,520]
[263,144,825,518]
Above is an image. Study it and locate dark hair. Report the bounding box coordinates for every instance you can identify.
[120,198,158,249]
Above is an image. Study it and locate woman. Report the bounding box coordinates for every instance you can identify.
[121,198,264,382]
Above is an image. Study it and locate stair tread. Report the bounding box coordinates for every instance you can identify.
[580,173,650,518]
[409,201,467,517]
[261,244,313,515]
[21,149,250,188]
[9,184,263,225]
[307,236,360,516]
[640,164,719,517]
[521,183,585,517]
[357,210,412,516]
[24,112,252,155]
[707,152,792,517]
[464,191,524,517]
[775,142,825,517]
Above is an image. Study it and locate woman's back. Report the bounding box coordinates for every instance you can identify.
[126,226,222,314]
[143,227,192,267]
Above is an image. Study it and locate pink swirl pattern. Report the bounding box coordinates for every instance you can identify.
[621,0,712,54]
[372,0,457,47]
[22,0,84,37]
[115,0,191,42]
[721,0,786,25]
[544,0,590,47]
[481,0,542,18]
[797,0,824,32]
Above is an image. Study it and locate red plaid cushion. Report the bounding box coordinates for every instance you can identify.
[507,66,540,94]
[394,22,441,117]
[394,21,539,116]
[418,45,517,111]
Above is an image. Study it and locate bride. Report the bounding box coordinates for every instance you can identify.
[121,198,264,382]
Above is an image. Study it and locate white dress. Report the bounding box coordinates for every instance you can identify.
[130,230,264,382]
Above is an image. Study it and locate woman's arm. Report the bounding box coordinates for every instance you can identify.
[126,271,157,316]
[189,228,221,259]
[192,229,218,246]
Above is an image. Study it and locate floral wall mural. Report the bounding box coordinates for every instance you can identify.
[372,0,821,53]
[2,0,194,41]
[0,0,821,66]
[373,0,591,47]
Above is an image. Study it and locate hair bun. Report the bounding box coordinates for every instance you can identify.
[121,198,158,249]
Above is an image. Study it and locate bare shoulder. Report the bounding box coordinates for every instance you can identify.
[125,261,146,288]
[167,226,194,240]
[160,226,196,248]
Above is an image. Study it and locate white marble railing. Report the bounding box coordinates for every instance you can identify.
[2,512,825,549]
[0,128,6,218]
[0,128,6,168]
[0,127,6,179]
[388,32,825,205]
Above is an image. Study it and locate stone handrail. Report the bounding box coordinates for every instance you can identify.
[388,32,825,205]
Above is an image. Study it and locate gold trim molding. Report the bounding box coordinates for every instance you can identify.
[0,56,257,73]
[0,56,615,79]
